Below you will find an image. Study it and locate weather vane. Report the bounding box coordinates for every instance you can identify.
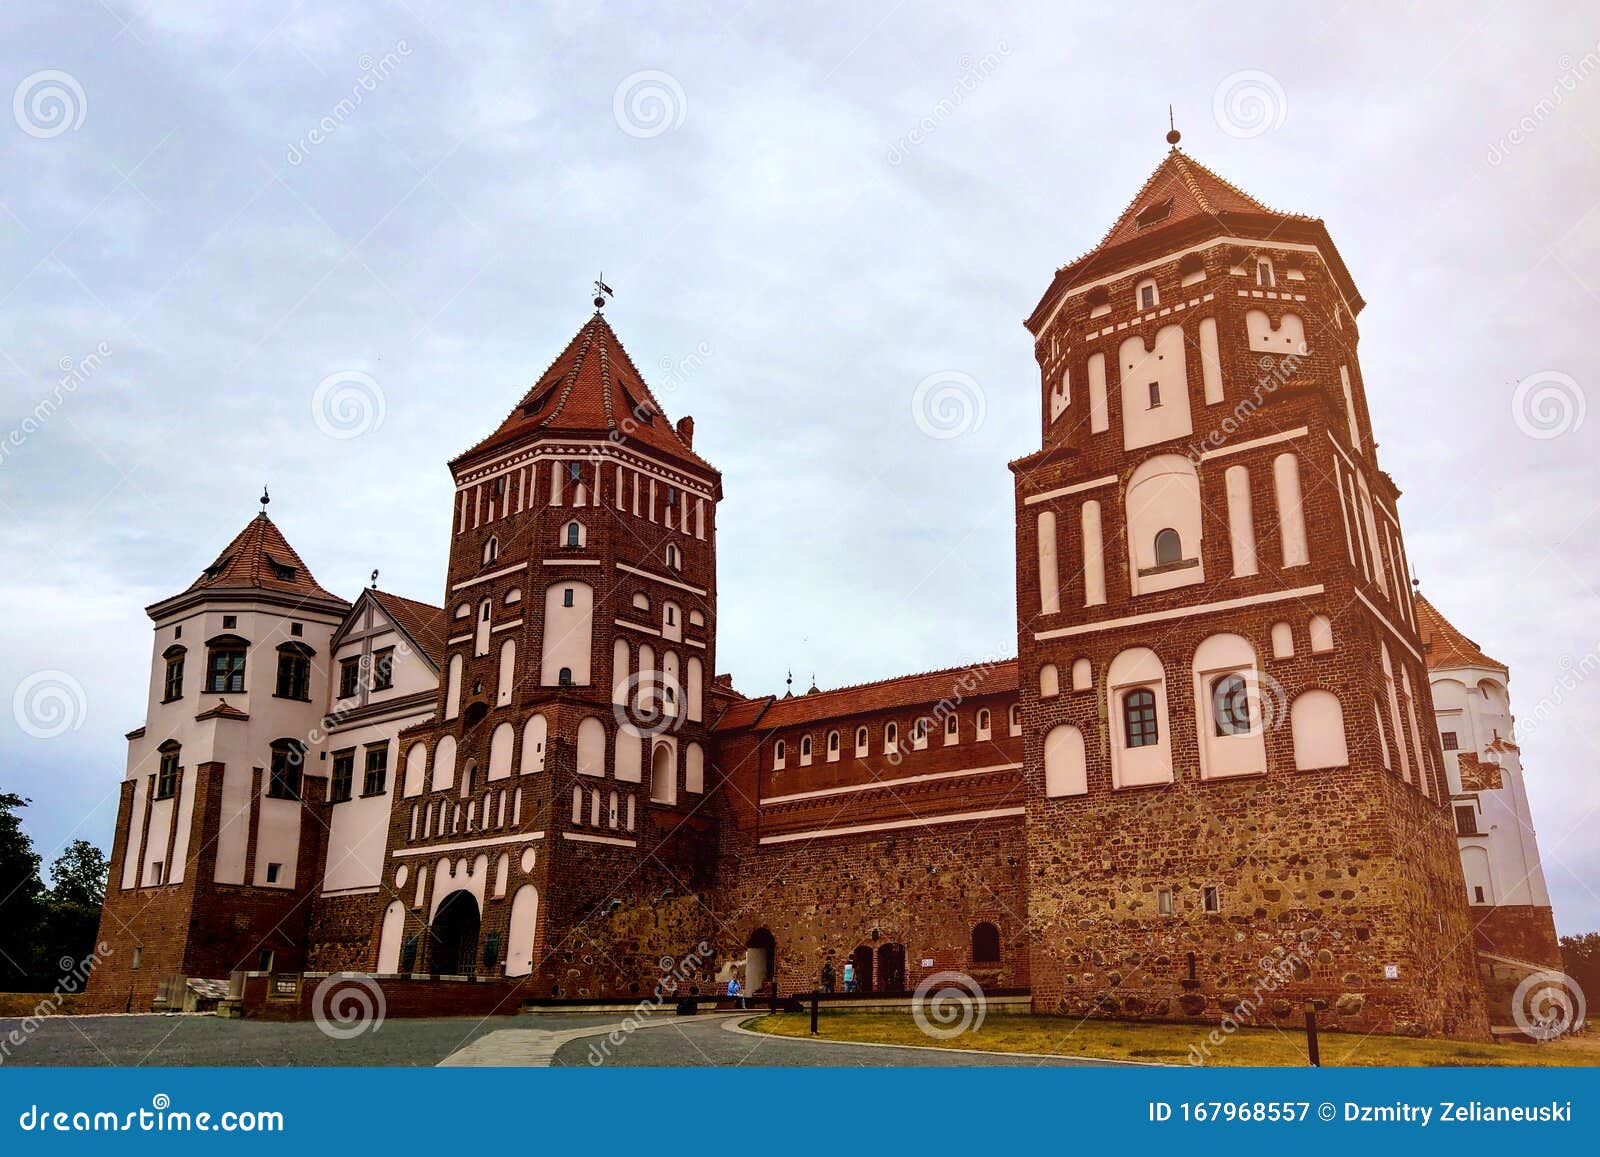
[259,484,270,514]
[1166,105,1181,148]
[593,273,614,310]
[370,569,380,589]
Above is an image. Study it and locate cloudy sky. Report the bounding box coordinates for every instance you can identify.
[2,1,1597,934]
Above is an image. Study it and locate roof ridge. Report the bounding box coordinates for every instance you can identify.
[786,657,1019,701]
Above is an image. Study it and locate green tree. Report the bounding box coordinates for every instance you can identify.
[0,793,46,987]
[1560,932,1600,1005]
[49,840,107,908]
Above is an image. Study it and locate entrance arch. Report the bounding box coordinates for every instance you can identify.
[876,942,906,994]
[430,890,481,976]
[850,945,874,994]
[746,928,775,995]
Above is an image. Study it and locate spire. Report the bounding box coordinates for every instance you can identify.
[1166,105,1180,148]
[259,484,270,515]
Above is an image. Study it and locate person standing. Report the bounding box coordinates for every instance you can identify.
[842,958,856,994]
[726,975,745,1009]
[821,959,835,993]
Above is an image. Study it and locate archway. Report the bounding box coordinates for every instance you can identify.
[430,890,481,976]
[746,928,775,995]
[876,942,906,994]
[850,945,874,994]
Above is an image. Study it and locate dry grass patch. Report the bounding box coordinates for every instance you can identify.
[750,1012,1600,1067]
[0,992,89,1018]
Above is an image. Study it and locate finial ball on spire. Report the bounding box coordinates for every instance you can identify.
[1166,104,1181,147]
[259,485,270,514]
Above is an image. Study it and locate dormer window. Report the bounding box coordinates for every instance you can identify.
[202,556,232,581]
[1134,196,1173,229]
[268,556,297,582]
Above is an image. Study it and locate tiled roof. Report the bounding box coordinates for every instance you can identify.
[1087,148,1313,257]
[454,312,716,476]
[1415,595,1506,673]
[711,696,774,733]
[717,660,1018,732]
[370,588,447,669]
[184,514,345,604]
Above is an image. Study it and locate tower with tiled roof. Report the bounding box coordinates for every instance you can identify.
[1013,140,1490,1037]
[371,308,725,992]
[1416,595,1560,970]
[89,507,350,1012]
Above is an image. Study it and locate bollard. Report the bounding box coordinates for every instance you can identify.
[810,988,820,1035]
[1304,1001,1321,1067]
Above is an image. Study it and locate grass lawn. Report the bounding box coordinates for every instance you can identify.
[0,992,88,1018]
[750,1011,1600,1067]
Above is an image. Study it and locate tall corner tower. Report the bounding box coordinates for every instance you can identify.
[88,507,350,1011]
[381,310,724,997]
[1011,143,1490,1038]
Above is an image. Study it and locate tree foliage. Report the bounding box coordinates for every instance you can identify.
[0,795,107,991]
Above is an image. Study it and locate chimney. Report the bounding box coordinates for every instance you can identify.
[676,415,694,448]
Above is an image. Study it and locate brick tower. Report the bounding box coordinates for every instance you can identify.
[1012,144,1491,1038]
[372,310,725,998]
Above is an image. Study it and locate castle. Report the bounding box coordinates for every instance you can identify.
[86,145,1562,1038]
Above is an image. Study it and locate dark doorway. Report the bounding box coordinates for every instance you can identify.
[876,942,906,994]
[850,945,874,994]
[430,890,481,976]
[746,928,775,995]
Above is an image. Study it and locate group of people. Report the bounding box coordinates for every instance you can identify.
[724,955,873,1005]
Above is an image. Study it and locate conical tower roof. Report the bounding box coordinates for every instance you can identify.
[182,512,343,603]
[1415,594,1506,673]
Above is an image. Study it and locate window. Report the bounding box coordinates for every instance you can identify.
[945,714,959,742]
[290,622,302,637]
[977,708,991,739]
[563,588,575,608]
[1153,528,1182,566]
[1256,259,1275,288]
[800,735,812,765]
[275,648,311,700]
[330,751,355,803]
[222,615,237,629]
[567,462,582,482]
[371,647,395,692]
[854,727,868,757]
[1157,887,1173,916]
[972,922,1001,964]
[258,949,275,972]
[667,486,678,507]
[483,536,499,565]
[774,740,786,770]
[270,559,296,582]
[267,740,304,800]
[265,862,282,884]
[1473,885,1486,904]
[162,650,185,702]
[1202,885,1220,913]
[1138,281,1158,310]
[1211,674,1252,736]
[1442,731,1459,751]
[155,744,180,800]
[131,946,143,970]
[666,606,676,626]
[558,667,573,687]
[206,642,247,693]
[1147,381,1161,408]
[1123,689,1159,748]
[565,522,581,547]
[666,544,680,570]
[828,730,840,755]
[1008,704,1021,736]
[363,747,389,796]
[1455,805,1479,837]
[338,657,360,699]
[884,722,898,752]
[149,861,164,886]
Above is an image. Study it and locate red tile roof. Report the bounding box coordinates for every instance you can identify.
[1415,595,1506,673]
[185,514,345,604]
[1088,148,1312,257]
[370,588,447,669]
[715,660,1018,732]
[453,312,716,478]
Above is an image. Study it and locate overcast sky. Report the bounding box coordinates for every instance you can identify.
[3,1,1597,935]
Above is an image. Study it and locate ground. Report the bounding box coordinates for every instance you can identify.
[1,1010,1593,1067]
[750,1012,1600,1067]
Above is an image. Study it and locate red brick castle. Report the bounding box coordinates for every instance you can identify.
[88,145,1561,1038]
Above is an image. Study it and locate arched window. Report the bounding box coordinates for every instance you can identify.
[912,719,927,749]
[972,922,1001,964]
[1122,689,1158,748]
[883,722,898,753]
[558,667,573,686]
[155,741,181,799]
[564,521,583,548]
[1071,657,1092,691]
[483,536,499,565]
[1211,674,1252,735]
[827,730,840,761]
[773,740,786,770]
[854,727,868,757]
[976,709,992,739]
[945,714,959,743]
[1040,663,1060,698]
[1154,528,1182,566]
[1008,704,1021,736]
[800,735,812,765]
[666,544,680,570]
